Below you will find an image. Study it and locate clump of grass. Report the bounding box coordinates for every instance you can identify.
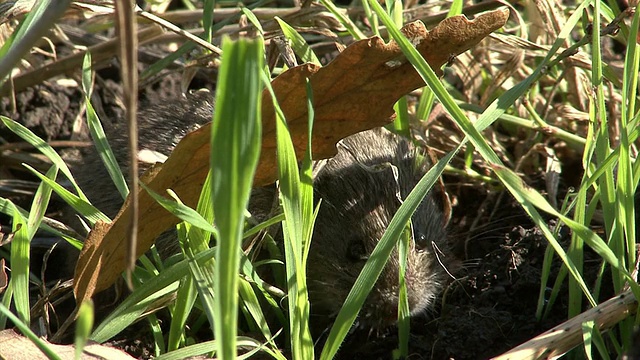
[1,0,639,359]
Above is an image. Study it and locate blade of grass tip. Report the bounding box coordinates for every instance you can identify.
[302,79,316,262]
[389,0,402,26]
[0,0,72,82]
[447,0,463,17]
[23,164,110,226]
[0,303,62,360]
[210,36,263,360]
[390,97,410,138]
[318,0,366,40]
[396,228,411,358]
[75,300,94,360]
[140,184,216,234]
[567,184,588,319]
[137,8,222,55]
[82,52,129,200]
[582,320,596,360]
[238,277,275,340]
[275,17,321,65]
[202,0,215,44]
[0,117,89,201]
[147,313,165,356]
[360,0,380,37]
[242,8,264,35]
[0,197,83,249]
[416,87,435,121]
[3,203,28,324]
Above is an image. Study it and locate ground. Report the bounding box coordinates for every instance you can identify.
[1,69,605,359]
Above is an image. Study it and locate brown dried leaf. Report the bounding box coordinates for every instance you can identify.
[74,8,510,302]
[0,329,136,360]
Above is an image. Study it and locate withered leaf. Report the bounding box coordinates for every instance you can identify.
[0,329,136,360]
[74,8,510,302]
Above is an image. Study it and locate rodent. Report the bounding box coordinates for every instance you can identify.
[67,90,450,330]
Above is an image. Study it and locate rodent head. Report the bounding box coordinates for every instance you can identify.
[306,128,449,329]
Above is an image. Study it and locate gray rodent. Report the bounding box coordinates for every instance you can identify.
[69,90,450,330]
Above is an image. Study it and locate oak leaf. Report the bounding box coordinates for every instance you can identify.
[74,8,510,302]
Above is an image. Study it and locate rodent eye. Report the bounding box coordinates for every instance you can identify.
[347,241,368,262]
[415,233,429,252]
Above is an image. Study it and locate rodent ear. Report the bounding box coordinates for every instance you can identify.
[346,240,369,262]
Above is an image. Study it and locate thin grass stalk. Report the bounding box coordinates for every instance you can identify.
[611,2,640,349]
[396,229,411,358]
[82,52,129,200]
[263,68,315,358]
[176,173,215,352]
[620,3,640,274]
[591,2,620,297]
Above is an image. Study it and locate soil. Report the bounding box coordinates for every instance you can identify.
[0,45,617,360]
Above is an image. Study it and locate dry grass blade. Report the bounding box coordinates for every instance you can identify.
[492,290,638,360]
[0,25,163,96]
[113,0,139,283]
[0,0,36,25]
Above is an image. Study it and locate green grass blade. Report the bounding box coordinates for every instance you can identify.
[23,164,109,226]
[75,300,94,360]
[140,184,216,234]
[0,0,72,82]
[396,228,411,358]
[210,36,263,360]
[90,247,217,342]
[261,63,315,359]
[1,117,89,202]
[82,52,129,200]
